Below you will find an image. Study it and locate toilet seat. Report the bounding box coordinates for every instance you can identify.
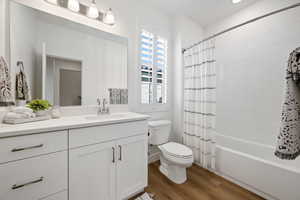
[159,142,193,165]
[160,142,193,158]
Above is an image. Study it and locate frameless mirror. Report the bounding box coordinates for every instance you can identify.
[9,1,128,107]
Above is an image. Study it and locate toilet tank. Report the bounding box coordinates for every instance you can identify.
[148,120,171,145]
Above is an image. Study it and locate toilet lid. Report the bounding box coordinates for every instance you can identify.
[160,142,193,158]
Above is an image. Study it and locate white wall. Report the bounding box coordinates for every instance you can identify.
[172,16,204,141]
[0,1,4,57]
[205,0,300,146]
[0,0,9,60]
[10,2,38,99]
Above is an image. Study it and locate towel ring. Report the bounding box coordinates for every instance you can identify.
[17,61,24,71]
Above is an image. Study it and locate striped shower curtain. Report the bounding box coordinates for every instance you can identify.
[183,39,217,171]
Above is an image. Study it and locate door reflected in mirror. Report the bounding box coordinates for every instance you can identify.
[46,56,82,106]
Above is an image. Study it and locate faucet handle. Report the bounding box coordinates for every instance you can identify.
[97,98,101,105]
[103,98,107,104]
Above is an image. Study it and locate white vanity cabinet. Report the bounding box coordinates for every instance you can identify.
[0,116,149,200]
[69,121,148,200]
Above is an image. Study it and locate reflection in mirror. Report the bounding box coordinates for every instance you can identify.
[46,56,82,106]
[9,1,128,107]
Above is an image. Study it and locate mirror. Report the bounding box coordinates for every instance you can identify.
[9,1,128,107]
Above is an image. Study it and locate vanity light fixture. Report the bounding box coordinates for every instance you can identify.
[232,0,242,3]
[68,0,80,12]
[44,0,115,26]
[87,0,99,19]
[45,0,58,5]
[103,8,115,26]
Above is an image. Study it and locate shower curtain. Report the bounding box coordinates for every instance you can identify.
[183,39,217,171]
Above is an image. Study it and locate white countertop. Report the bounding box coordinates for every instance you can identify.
[0,112,150,138]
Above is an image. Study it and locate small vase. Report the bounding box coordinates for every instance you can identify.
[36,110,48,117]
[51,107,61,119]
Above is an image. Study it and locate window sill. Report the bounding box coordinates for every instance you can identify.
[137,103,170,113]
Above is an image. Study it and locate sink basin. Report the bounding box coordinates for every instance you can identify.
[85,113,128,120]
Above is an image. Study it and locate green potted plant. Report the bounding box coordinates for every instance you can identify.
[27,99,52,117]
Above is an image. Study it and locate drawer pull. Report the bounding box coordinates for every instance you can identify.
[118,145,122,161]
[11,144,44,152]
[12,176,44,190]
[112,147,115,163]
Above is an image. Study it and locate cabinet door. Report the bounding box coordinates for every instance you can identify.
[69,141,116,200]
[116,135,148,200]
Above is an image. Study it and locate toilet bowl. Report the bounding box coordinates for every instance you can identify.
[148,120,194,184]
[158,142,193,184]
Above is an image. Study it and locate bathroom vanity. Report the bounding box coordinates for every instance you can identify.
[0,1,149,199]
[0,112,149,200]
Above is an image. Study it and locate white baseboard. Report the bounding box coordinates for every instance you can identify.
[148,152,160,164]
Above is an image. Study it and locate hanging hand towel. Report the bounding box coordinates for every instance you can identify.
[0,56,14,106]
[275,47,300,160]
[16,61,31,102]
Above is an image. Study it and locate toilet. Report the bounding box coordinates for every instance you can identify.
[148,120,194,184]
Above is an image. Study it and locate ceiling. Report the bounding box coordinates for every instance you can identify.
[143,0,260,27]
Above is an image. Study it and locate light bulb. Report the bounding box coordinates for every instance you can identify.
[103,8,115,25]
[45,0,58,5]
[232,0,242,4]
[87,0,99,19]
[68,0,80,12]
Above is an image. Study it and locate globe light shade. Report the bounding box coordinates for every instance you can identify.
[232,0,242,4]
[68,0,80,12]
[103,8,115,25]
[87,2,99,19]
[45,0,58,5]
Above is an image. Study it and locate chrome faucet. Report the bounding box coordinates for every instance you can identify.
[97,98,110,115]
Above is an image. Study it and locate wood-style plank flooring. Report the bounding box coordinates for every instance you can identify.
[132,162,265,200]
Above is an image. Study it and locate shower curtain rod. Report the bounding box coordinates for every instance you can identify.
[182,2,300,53]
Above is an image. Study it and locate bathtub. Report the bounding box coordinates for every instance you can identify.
[215,134,300,200]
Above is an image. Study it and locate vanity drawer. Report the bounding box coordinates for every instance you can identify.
[69,120,148,148]
[0,151,67,200]
[0,131,68,164]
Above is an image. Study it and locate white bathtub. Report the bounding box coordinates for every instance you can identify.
[215,134,300,200]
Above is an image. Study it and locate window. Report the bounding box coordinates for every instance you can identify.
[140,30,168,104]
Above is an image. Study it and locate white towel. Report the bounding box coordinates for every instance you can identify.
[4,112,35,120]
[11,106,33,114]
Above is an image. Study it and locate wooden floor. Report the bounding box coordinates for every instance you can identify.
[132,162,265,200]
